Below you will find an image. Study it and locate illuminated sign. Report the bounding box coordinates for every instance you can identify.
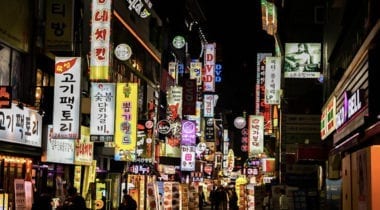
[336,89,364,129]
[215,63,223,83]
[321,96,336,140]
[284,43,321,78]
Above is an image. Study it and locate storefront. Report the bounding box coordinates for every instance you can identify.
[321,22,380,210]
[0,103,43,209]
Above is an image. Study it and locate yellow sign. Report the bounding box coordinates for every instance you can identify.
[114,83,138,161]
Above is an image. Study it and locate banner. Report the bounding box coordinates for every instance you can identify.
[203,94,215,118]
[203,43,216,92]
[46,125,75,164]
[90,0,111,80]
[256,53,273,135]
[248,115,264,155]
[265,56,281,105]
[45,0,74,51]
[114,83,138,161]
[75,126,94,165]
[181,145,196,171]
[52,57,81,139]
[90,83,115,142]
[0,104,42,147]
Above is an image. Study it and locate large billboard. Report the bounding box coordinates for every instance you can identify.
[284,43,321,78]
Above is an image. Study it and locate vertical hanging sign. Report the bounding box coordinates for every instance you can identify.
[90,0,111,80]
[248,115,264,156]
[203,43,216,92]
[52,57,81,139]
[264,56,281,104]
[90,83,115,142]
[114,83,138,161]
[45,0,74,51]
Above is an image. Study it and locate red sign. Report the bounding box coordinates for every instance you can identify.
[0,86,11,108]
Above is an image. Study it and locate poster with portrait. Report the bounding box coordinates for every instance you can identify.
[284,43,321,78]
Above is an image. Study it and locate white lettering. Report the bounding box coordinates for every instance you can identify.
[348,90,362,118]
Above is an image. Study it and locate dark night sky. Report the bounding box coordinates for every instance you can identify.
[152,0,275,116]
[199,1,275,116]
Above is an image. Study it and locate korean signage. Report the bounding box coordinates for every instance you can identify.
[114,83,138,161]
[75,126,93,165]
[167,86,183,120]
[90,83,115,142]
[204,117,215,142]
[190,61,202,85]
[264,56,281,104]
[136,120,154,159]
[256,53,273,135]
[203,43,216,92]
[0,104,42,147]
[190,61,203,102]
[90,0,111,80]
[52,57,81,139]
[45,0,74,51]
[203,94,215,118]
[248,115,264,156]
[46,125,75,164]
[181,145,196,171]
[321,96,336,140]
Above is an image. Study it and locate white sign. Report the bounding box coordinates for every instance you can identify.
[203,43,216,92]
[203,94,215,118]
[248,115,264,155]
[0,104,42,147]
[181,145,196,171]
[46,125,75,164]
[90,0,111,80]
[53,57,81,139]
[265,56,281,104]
[114,43,132,61]
[90,83,115,141]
